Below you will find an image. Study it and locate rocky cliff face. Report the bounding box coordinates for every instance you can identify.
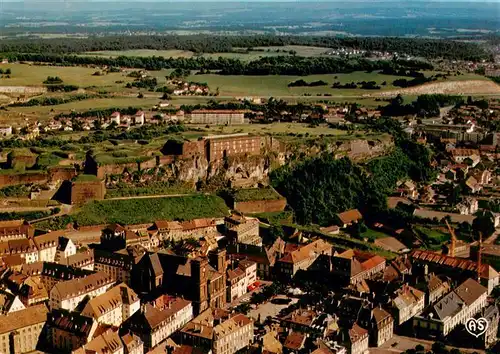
[168,153,275,189]
[105,137,393,189]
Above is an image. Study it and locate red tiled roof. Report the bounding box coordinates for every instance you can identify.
[411,249,498,279]
[337,209,362,225]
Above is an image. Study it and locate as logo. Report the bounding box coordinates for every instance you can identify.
[465,317,489,338]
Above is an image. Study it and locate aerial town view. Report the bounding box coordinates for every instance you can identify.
[0,1,499,354]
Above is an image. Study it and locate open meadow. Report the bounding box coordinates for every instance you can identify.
[0,63,128,88]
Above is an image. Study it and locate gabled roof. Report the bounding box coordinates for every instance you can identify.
[348,323,368,343]
[432,291,464,320]
[80,328,123,354]
[125,298,192,332]
[278,239,331,264]
[393,285,425,310]
[52,272,114,300]
[148,253,164,277]
[372,307,392,326]
[48,308,94,336]
[83,283,138,318]
[454,278,487,305]
[337,209,362,225]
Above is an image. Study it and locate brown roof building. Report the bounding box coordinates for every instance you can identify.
[410,249,499,294]
[331,250,386,285]
[82,283,140,327]
[72,328,124,354]
[48,309,98,352]
[131,250,226,315]
[336,209,363,227]
[179,308,253,354]
[0,304,48,354]
[414,278,488,336]
[49,271,115,311]
[121,299,193,351]
[277,239,332,278]
[0,220,34,242]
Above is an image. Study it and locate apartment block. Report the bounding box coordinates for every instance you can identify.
[49,271,115,311]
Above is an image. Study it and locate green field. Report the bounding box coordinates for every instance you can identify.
[72,195,229,225]
[181,72,409,96]
[414,225,450,249]
[0,63,129,88]
[361,228,390,241]
[82,45,329,61]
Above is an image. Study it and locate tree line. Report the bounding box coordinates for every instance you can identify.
[4,53,434,76]
[0,35,491,61]
[380,94,464,117]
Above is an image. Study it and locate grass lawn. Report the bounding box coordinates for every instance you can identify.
[71,194,229,225]
[194,123,392,143]
[361,228,390,241]
[250,211,294,224]
[72,174,101,182]
[414,225,450,246]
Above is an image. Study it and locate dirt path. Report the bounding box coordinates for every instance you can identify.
[106,193,200,201]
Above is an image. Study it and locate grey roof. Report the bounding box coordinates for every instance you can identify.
[432,291,464,320]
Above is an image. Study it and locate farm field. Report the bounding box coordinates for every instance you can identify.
[82,45,329,60]
[182,72,409,96]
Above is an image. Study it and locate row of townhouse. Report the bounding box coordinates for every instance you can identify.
[0,232,77,265]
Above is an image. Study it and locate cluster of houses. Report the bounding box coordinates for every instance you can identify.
[0,200,498,354]
[168,79,210,96]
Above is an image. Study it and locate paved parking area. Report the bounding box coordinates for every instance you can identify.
[248,297,299,321]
